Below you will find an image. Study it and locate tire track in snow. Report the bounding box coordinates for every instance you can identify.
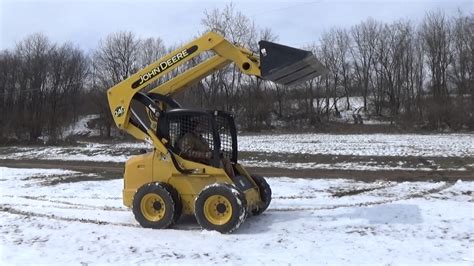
[330,182,398,197]
[48,195,121,200]
[1,202,127,212]
[0,205,200,230]
[268,181,455,212]
[3,182,396,212]
[1,195,127,212]
[0,205,139,228]
[273,182,397,199]
[0,182,455,229]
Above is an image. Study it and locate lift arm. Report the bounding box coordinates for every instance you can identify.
[107,31,326,151]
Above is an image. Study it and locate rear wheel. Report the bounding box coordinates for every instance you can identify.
[251,175,272,215]
[132,182,175,229]
[195,183,247,233]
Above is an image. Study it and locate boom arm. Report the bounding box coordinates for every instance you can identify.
[108,32,258,131]
[107,31,326,152]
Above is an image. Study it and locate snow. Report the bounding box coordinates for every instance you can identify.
[1,134,472,165]
[1,167,473,264]
[63,114,100,137]
[239,133,474,157]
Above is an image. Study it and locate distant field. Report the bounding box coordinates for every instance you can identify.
[239,133,474,157]
[1,133,472,173]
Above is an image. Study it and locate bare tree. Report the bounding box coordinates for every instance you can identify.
[0,34,88,142]
[139,37,166,67]
[46,43,88,141]
[91,31,141,137]
[201,3,257,112]
[351,18,379,111]
[335,29,353,111]
[15,33,52,141]
[421,12,453,128]
[320,29,344,119]
[450,11,473,129]
[200,3,277,130]
[0,51,22,140]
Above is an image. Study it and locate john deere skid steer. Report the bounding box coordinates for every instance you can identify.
[107,32,326,233]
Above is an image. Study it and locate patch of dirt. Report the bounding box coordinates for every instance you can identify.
[0,158,472,183]
[240,151,474,172]
[331,183,397,197]
[0,159,122,181]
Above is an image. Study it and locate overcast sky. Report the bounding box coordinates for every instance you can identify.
[1,0,472,52]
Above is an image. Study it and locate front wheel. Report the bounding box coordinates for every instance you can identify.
[194,183,247,234]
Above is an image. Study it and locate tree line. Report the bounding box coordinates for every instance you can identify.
[0,5,472,142]
[313,11,473,131]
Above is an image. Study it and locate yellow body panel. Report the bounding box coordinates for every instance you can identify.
[122,152,154,207]
[122,151,263,215]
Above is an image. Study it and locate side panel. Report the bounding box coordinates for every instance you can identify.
[151,152,173,183]
[122,152,154,207]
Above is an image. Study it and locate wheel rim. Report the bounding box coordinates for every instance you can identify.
[140,193,166,222]
[203,195,233,225]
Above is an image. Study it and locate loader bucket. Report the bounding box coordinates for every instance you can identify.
[259,41,327,86]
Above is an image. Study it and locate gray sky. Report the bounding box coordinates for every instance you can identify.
[1,0,472,52]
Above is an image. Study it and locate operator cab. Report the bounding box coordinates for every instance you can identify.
[157,109,238,168]
[130,91,238,169]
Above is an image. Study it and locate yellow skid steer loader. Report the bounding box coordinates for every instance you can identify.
[107,32,326,233]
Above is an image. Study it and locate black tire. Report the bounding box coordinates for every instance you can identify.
[132,182,175,229]
[251,175,272,215]
[161,183,182,224]
[195,183,247,234]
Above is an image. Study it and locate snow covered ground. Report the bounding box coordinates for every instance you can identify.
[1,167,473,264]
[63,114,101,138]
[1,133,472,172]
[239,133,474,157]
[1,133,473,161]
